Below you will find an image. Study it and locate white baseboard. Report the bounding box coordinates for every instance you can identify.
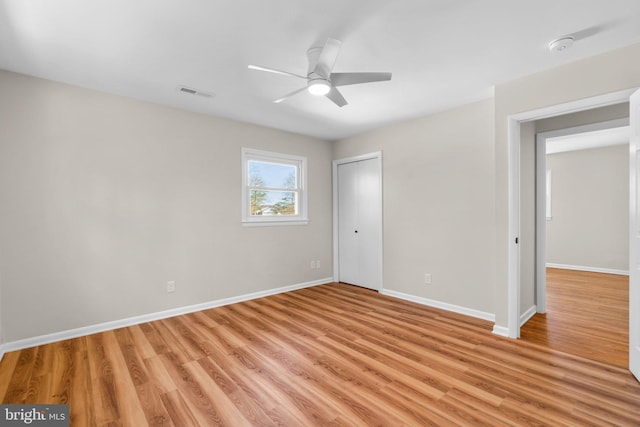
[492,325,510,337]
[546,263,629,276]
[520,305,537,327]
[379,289,495,322]
[0,277,332,361]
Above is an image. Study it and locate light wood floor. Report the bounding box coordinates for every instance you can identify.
[2,282,640,426]
[521,268,629,367]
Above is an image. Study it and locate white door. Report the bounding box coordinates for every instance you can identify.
[338,161,360,284]
[337,157,382,290]
[630,89,640,381]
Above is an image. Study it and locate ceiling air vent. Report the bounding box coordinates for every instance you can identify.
[177,86,215,98]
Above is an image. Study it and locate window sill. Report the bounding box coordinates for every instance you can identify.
[242,219,309,227]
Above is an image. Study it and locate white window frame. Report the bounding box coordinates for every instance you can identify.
[241,148,308,226]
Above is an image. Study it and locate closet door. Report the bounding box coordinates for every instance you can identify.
[337,157,381,290]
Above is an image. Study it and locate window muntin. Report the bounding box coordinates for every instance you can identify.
[248,160,298,216]
[242,148,307,225]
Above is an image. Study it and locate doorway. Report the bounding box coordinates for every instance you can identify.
[521,118,630,366]
[506,87,640,379]
[535,117,630,313]
[506,88,636,339]
[333,152,383,291]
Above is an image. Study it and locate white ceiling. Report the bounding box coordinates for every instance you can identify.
[1,0,640,141]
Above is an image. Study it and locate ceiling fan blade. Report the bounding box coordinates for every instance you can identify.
[273,86,308,104]
[325,87,348,108]
[331,72,392,87]
[248,65,307,80]
[314,38,342,79]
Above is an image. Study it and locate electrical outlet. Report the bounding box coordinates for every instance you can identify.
[310,260,316,269]
[424,274,432,285]
[167,280,176,293]
[316,260,321,269]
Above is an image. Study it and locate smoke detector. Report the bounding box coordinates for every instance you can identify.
[548,36,574,53]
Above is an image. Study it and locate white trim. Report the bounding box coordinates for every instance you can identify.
[332,151,384,291]
[241,220,309,227]
[492,325,510,337]
[0,277,332,361]
[545,125,629,154]
[536,136,548,313]
[545,169,552,220]
[380,289,495,322]
[546,263,629,276]
[241,147,308,226]
[507,88,638,340]
[629,88,640,380]
[508,117,521,338]
[520,305,537,327]
[334,151,383,165]
[510,89,637,122]
[540,118,629,150]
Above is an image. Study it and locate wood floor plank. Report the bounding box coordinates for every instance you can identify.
[101,330,149,426]
[2,346,37,404]
[521,268,629,367]
[86,333,120,426]
[0,350,20,399]
[127,325,157,361]
[159,351,226,426]
[160,389,200,427]
[143,356,177,395]
[195,356,273,426]
[68,338,96,427]
[2,281,640,426]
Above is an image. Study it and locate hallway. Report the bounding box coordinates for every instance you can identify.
[520,268,628,367]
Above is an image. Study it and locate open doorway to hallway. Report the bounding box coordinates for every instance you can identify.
[519,103,630,366]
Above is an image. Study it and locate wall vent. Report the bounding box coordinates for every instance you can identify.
[177,86,215,98]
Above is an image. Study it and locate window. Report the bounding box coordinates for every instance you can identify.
[241,148,308,225]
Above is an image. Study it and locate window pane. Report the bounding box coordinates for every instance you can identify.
[250,190,297,216]
[242,148,307,225]
[248,161,297,189]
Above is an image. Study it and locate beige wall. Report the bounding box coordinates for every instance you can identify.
[3,41,640,342]
[494,42,640,328]
[334,99,496,316]
[546,145,628,271]
[0,70,333,342]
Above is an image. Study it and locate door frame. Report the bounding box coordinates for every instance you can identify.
[534,118,630,314]
[507,88,637,339]
[333,151,383,290]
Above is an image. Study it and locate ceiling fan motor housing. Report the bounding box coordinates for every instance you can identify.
[307,78,331,95]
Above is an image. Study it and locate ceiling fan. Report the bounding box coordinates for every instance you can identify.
[248,38,392,107]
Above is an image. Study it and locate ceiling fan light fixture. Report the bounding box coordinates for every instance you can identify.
[307,79,331,96]
[249,38,391,107]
